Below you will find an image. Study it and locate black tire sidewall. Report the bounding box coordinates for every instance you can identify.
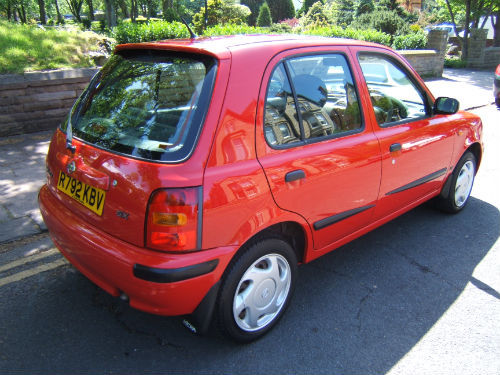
[217,237,297,343]
[448,152,476,212]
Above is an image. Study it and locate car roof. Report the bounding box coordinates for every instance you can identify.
[115,34,384,60]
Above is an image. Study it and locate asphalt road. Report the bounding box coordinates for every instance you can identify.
[1,105,499,375]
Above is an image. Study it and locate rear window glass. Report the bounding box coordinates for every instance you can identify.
[63,50,217,162]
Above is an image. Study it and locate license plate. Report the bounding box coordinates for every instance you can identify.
[57,171,106,216]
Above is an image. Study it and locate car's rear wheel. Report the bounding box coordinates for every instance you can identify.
[436,151,476,213]
[217,237,297,343]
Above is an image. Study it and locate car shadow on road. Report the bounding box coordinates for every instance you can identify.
[0,196,498,374]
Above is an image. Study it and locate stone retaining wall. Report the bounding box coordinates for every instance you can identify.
[0,68,99,137]
[399,50,443,77]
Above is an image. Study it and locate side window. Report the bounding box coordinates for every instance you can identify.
[358,54,428,126]
[264,54,362,147]
[264,63,302,146]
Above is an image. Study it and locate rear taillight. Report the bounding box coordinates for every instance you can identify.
[496,64,500,77]
[146,187,201,252]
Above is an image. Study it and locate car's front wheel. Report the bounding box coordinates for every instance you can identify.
[217,237,297,343]
[436,151,477,213]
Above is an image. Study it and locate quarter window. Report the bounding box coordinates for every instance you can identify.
[264,54,362,147]
[358,54,428,126]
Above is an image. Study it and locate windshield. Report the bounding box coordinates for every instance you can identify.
[62,49,217,162]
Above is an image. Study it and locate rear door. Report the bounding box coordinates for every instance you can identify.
[256,48,382,251]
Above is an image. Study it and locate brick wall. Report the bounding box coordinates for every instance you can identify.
[0,68,99,137]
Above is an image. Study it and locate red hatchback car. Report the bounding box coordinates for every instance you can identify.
[39,35,483,342]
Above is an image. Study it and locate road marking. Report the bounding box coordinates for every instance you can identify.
[0,258,68,288]
[0,248,59,273]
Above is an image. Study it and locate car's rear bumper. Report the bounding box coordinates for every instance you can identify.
[39,184,236,316]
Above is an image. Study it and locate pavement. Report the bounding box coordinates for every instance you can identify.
[0,68,497,244]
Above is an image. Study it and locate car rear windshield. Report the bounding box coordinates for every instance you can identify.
[63,49,217,162]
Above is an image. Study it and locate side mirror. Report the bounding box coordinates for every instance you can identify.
[434,97,459,115]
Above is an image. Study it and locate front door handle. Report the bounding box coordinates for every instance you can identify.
[285,170,306,183]
[389,143,402,153]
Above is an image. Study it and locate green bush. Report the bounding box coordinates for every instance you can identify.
[257,2,272,27]
[392,31,427,50]
[112,21,189,44]
[270,22,293,33]
[351,9,409,35]
[444,56,467,68]
[204,24,266,36]
[300,1,330,29]
[304,25,391,46]
[192,0,251,33]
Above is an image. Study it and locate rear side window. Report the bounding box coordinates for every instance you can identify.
[264,53,362,147]
[64,50,217,162]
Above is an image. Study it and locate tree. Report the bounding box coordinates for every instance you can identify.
[192,0,251,32]
[37,0,47,24]
[357,0,374,15]
[301,1,330,28]
[65,0,84,22]
[104,0,117,27]
[442,0,500,59]
[86,0,94,20]
[336,0,355,25]
[241,0,264,25]
[268,0,295,22]
[300,0,317,15]
[257,1,272,25]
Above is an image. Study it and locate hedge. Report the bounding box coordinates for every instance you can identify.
[112,20,428,49]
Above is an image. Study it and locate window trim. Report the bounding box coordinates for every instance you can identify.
[357,51,434,129]
[263,51,365,150]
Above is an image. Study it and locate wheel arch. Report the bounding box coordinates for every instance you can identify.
[467,142,482,172]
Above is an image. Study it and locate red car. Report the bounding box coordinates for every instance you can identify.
[495,64,500,107]
[39,35,483,342]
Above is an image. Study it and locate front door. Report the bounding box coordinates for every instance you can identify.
[355,50,456,219]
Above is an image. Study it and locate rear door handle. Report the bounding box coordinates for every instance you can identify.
[389,143,402,152]
[285,170,306,183]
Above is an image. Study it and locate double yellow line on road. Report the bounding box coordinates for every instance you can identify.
[0,248,68,287]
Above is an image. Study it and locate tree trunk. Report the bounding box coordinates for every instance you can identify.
[493,11,500,47]
[20,3,27,23]
[162,0,173,17]
[54,0,63,24]
[38,0,47,24]
[463,0,472,60]
[7,0,12,21]
[130,0,138,22]
[87,0,95,20]
[118,0,129,18]
[104,0,117,27]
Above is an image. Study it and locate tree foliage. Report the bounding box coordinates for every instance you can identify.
[256,1,272,26]
[301,1,329,29]
[192,0,251,32]
[268,0,294,22]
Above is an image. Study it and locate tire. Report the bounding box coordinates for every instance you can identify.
[436,151,477,213]
[217,237,297,343]
[495,97,500,108]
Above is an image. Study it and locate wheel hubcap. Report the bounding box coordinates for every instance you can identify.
[454,160,475,207]
[233,254,291,332]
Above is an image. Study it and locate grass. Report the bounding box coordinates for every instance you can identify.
[0,20,106,74]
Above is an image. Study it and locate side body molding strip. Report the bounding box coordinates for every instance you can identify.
[386,168,448,196]
[314,204,376,231]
